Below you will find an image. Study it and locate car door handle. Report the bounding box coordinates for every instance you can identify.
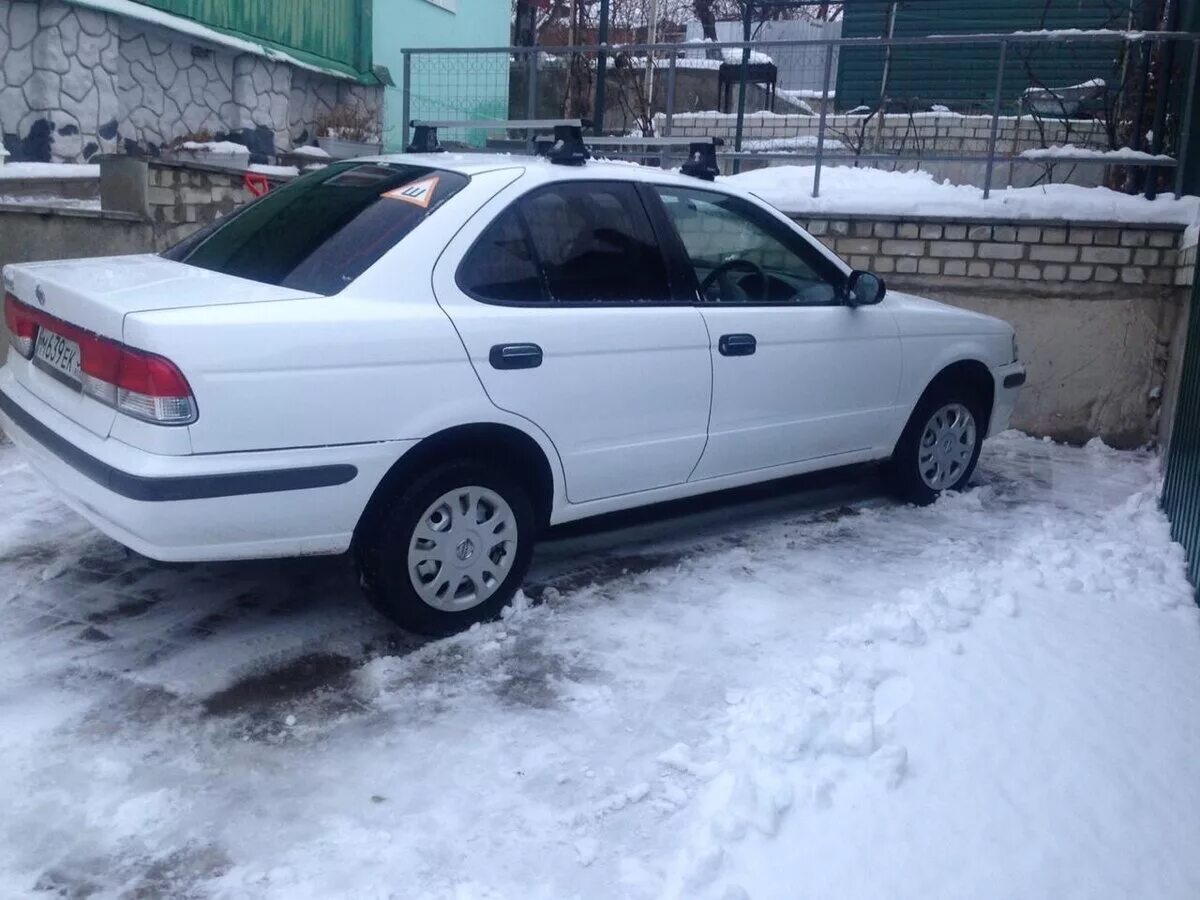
[718,334,757,357]
[489,343,543,370]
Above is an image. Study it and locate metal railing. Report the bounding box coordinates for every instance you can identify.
[400,30,1199,200]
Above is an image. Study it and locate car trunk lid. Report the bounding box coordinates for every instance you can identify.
[4,255,317,438]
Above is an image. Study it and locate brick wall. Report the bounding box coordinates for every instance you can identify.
[1177,226,1198,289]
[656,112,1108,155]
[795,216,1183,294]
[145,161,277,249]
[99,156,293,250]
[784,212,1188,447]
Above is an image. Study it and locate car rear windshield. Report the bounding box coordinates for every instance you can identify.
[162,162,469,295]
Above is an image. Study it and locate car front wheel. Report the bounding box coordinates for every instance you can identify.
[355,460,535,636]
[888,387,985,505]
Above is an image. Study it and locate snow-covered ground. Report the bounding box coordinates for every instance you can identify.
[725,165,1200,224]
[1,433,1198,899]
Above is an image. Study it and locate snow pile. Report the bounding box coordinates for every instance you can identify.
[0,435,1198,898]
[0,196,101,210]
[290,145,331,159]
[178,140,250,156]
[743,135,844,153]
[721,48,774,66]
[0,162,98,180]
[1020,143,1174,162]
[249,164,300,178]
[725,164,1200,224]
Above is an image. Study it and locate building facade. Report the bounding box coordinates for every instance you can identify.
[0,0,382,162]
[375,0,510,151]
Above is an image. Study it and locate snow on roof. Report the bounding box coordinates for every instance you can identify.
[1023,78,1107,96]
[67,0,364,81]
[0,162,99,180]
[725,164,1199,225]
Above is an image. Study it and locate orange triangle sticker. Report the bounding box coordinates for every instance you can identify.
[382,175,440,208]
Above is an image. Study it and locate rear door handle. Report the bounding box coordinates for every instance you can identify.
[489,343,543,370]
[718,333,757,357]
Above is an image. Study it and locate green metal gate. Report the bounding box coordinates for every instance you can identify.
[1163,258,1200,592]
[92,0,374,79]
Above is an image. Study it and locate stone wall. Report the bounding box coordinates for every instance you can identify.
[0,0,383,164]
[794,213,1186,447]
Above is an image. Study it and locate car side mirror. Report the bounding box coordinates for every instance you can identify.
[846,270,886,307]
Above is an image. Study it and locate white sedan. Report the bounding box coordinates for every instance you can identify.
[0,150,1025,634]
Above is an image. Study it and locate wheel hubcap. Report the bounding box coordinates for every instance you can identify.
[408,486,518,612]
[917,403,977,491]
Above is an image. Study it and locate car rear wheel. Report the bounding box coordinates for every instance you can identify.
[888,386,985,506]
[355,460,535,636]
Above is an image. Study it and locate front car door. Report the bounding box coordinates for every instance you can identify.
[649,184,903,481]
[434,177,712,504]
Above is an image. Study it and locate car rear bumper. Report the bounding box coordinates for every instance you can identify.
[0,369,409,562]
[989,361,1026,436]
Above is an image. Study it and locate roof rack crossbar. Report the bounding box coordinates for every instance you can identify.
[409,118,589,131]
[587,135,722,148]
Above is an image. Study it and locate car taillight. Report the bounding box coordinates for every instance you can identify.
[5,293,197,426]
[4,292,36,359]
[80,341,197,425]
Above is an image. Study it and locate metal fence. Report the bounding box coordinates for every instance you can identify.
[401,30,1198,200]
[1164,254,1200,596]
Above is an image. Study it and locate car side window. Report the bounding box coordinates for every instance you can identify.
[458,207,547,303]
[654,186,842,306]
[520,181,672,303]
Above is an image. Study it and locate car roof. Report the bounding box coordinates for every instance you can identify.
[357,151,738,192]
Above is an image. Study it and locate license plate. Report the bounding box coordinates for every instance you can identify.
[34,327,83,388]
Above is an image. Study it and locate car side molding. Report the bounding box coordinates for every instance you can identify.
[0,390,357,503]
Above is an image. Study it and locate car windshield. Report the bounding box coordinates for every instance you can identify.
[162,162,469,295]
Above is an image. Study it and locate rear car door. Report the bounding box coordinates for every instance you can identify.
[433,178,712,504]
[650,184,902,481]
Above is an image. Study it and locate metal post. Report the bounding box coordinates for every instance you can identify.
[665,53,677,136]
[644,0,659,117]
[526,51,540,152]
[1175,39,1199,199]
[983,40,1008,201]
[875,0,898,152]
[663,53,677,170]
[401,51,412,151]
[1148,1,1182,201]
[733,4,752,175]
[594,0,610,134]
[812,42,835,198]
[526,51,539,118]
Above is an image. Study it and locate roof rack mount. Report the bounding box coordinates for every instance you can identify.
[407,118,594,159]
[406,119,724,178]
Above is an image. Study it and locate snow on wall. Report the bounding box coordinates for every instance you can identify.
[0,0,382,163]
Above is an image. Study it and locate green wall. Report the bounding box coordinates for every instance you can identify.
[836,0,1132,113]
[374,0,511,150]
[122,0,373,78]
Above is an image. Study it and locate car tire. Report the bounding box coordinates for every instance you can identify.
[355,459,535,636]
[887,383,986,506]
